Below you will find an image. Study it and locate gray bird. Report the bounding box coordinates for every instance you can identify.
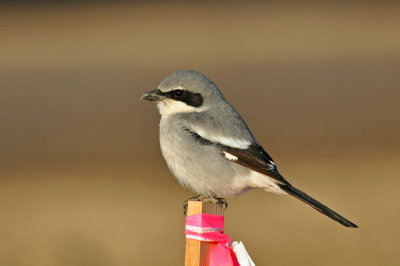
[142,70,357,228]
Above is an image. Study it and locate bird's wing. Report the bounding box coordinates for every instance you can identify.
[184,121,289,185]
[185,118,253,149]
[184,122,358,227]
[221,143,290,185]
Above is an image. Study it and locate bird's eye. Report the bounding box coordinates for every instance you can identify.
[171,90,184,98]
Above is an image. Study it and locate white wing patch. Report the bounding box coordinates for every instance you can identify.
[193,127,251,149]
[268,160,276,170]
[223,151,238,161]
[216,136,251,149]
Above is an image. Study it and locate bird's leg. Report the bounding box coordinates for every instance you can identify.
[211,196,228,211]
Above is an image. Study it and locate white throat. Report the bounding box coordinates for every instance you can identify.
[157,99,208,116]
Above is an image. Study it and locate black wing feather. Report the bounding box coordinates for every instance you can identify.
[184,126,288,184]
[222,143,290,185]
[224,144,358,227]
[184,128,358,228]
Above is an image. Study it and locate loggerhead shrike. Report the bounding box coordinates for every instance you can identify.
[142,70,357,228]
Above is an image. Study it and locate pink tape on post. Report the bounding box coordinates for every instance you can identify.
[185,214,240,266]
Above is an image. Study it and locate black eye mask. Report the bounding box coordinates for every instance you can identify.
[164,89,203,107]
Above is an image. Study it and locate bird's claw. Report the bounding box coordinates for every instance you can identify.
[213,197,228,210]
[183,195,203,215]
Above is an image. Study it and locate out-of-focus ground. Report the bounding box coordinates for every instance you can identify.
[1,2,400,265]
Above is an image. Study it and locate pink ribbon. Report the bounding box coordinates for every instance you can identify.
[185,214,240,266]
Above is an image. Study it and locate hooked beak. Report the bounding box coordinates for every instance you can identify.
[141,89,164,101]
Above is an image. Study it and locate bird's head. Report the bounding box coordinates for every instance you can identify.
[141,70,224,116]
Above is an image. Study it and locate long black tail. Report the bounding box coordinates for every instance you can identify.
[278,184,358,228]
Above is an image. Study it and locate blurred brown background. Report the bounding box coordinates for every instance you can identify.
[1,1,400,265]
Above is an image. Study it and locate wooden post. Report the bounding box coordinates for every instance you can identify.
[185,199,225,266]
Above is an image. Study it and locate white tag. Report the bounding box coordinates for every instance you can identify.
[231,241,256,266]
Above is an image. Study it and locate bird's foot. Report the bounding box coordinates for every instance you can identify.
[183,195,207,215]
[183,195,228,215]
[212,196,228,210]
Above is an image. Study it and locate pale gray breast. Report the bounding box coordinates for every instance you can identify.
[159,113,251,196]
[159,114,199,189]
